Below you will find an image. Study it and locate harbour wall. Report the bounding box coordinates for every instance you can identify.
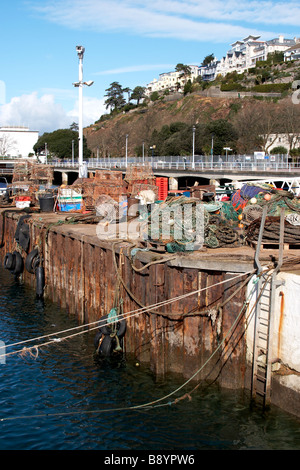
[1,209,300,417]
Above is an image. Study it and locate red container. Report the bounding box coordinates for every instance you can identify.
[155,177,168,200]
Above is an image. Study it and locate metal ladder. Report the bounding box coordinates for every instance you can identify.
[251,206,285,407]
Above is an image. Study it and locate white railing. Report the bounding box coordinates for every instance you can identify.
[52,159,300,172]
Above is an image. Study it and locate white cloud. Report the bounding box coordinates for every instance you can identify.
[95,64,175,75]
[30,0,299,42]
[0,92,104,134]
[67,96,107,125]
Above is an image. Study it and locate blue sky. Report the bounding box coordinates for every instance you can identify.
[0,0,299,134]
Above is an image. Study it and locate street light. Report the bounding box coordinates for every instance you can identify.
[125,134,128,167]
[72,140,74,165]
[192,126,196,169]
[223,147,232,160]
[73,45,94,178]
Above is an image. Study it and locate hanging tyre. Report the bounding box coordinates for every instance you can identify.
[12,251,24,276]
[98,313,126,339]
[4,252,15,271]
[94,330,103,350]
[99,335,114,357]
[25,248,40,274]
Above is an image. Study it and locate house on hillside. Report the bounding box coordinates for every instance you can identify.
[145,65,199,96]
[284,43,300,61]
[145,35,299,93]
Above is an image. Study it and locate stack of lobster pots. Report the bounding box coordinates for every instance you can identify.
[124,164,158,200]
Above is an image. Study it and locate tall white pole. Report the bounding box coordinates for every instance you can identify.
[192,126,195,169]
[125,134,128,167]
[74,46,93,178]
[78,50,84,177]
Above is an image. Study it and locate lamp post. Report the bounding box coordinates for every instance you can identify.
[45,142,47,164]
[73,46,94,178]
[72,140,74,165]
[125,134,128,167]
[211,133,214,167]
[223,147,232,160]
[192,126,195,169]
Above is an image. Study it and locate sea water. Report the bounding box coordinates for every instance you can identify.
[0,266,299,451]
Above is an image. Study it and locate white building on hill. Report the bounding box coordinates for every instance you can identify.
[0,126,39,157]
[146,65,199,96]
[146,35,299,94]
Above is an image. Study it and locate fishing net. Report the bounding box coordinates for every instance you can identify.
[148,195,207,250]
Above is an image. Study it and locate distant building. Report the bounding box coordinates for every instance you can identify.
[265,133,300,153]
[0,126,39,157]
[145,65,199,96]
[284,43,300,61]
[145,34,299,94]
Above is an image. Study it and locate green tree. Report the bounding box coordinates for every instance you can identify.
[69,122,79,131]
[175,63,192,86]
[104,82,126,112]
[33,128,91,160]
[204,120,238,155]
[183,79,193,95]
[150,91,160,102]
[123,87,132,103]
[130,86,146,105]
[202,54,215,66]
[270,146,288,154]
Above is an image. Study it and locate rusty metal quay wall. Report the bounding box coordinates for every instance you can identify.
[0,209,256,388]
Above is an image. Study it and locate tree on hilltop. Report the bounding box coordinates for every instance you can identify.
[104,82,126,112]
[175,63,192,86]
[202,54,215,66]
[130,86,146,105]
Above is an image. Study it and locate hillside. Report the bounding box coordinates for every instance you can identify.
[84,58,300,158]
[85,95,238,157]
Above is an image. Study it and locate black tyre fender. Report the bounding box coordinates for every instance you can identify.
[99,335,114,357]
[36,266,45,298]
[25,248,40,274]
[12,251,24,276]
[98,313,126,339]
[4,252,15,270]
[94,330,102,349]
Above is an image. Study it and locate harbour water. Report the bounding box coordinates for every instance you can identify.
[0,266,300,451]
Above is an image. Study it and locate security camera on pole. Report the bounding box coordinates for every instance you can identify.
[73,46,94,178]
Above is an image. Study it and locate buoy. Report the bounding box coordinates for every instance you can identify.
[250,197,257,204]
[238,214,243,221]
[264,193,272,201]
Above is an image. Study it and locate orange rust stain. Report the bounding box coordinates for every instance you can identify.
[278,291,285,358]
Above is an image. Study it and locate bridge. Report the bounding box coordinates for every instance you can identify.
[1,157,300,192]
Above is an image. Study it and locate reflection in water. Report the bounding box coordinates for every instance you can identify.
[0,267,299,450]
